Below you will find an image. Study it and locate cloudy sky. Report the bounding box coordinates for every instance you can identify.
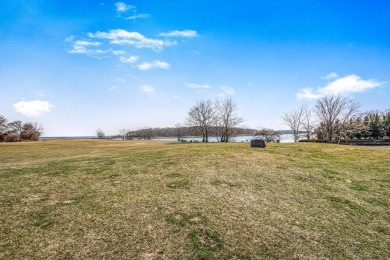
[1,1,389,136]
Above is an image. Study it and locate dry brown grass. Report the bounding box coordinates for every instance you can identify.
[0,140,389,259]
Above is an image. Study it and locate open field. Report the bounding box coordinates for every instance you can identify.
[0,140,389,259]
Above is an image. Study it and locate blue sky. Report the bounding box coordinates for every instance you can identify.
[1,0,389,136]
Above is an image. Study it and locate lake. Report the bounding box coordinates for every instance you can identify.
[153,134,297,143]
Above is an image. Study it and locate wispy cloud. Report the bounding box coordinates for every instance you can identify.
[159,30,199,38]
[184,83,211,89]
[171,95,190,104]
[68,40,105,54]
[219,86,236,96]
[109,86,118,91]
[89,29,176,51]
[115,2,135,13]
[141,85,155,94]
[68,34,173,69]
[112,50,126,56]
[297,74,384,100]
[119,55,139,63]
[74,40,101,47]
[115,2,150,20]
[14,100,54,117]
[125,14,151,20]
[135,60,170,70]
[321,72,339,80]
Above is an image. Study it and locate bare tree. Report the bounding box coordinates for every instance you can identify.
[0,115,8,131]
[314,95,360,143]
[22,122,43,132]
[175,123,183,141]
[214,98,244,142]
[23,122,43,140]
[118,129,128,140]
[96,129,105,139]
[18,122,43,141]
[282,105,305,142]
[8,120,23,135]
[302,106,316,140]
[187,100,215,142]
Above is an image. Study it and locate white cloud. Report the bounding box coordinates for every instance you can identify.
[141,85,155,94]
[68,40,104,54]
[14,100,54,117]
[125,14,151,20]
[135,60,170,70]
[219,86,236,96]
[89,29,176,51]
[321,72,339,80]
[184,83,211,89]
[69,46,105,54]
[112,50,126,56]
[119,55,139,63]
[115,2,150,20]
[296,88,323,100]
[115,2,135,13]
[297,74,383,100]
[109,86,118,91]
[159,30,199,38]
[74,40,101,46]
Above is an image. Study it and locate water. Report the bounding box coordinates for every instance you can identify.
[41,136,96,140]
[153,134,296,143]
[41,134,298,143]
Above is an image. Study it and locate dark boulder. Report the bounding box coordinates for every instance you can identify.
[250,139,266,148]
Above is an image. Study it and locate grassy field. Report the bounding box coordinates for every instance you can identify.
[0,140,389,259]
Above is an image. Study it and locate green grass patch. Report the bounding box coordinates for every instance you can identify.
[29,210,54,228]
[167,179,191,189]
[188,229,224,259]
[322,168,343,180]
[350,181,369,191]
[210,179,241,187]
[326,196,365,212]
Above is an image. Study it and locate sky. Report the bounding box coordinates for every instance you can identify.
[1,0,389,136]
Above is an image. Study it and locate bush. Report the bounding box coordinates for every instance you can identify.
[4,133,20,142]
[21,129,40,141]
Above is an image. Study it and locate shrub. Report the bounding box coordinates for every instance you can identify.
[4,133,20,142]
[21,129,40,141]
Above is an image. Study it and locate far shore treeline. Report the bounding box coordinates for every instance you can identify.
[1,95,390,144]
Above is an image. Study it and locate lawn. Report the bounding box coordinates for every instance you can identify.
[0,140,389,259]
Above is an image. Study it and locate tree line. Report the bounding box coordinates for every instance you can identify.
[282,95,390,143]
[98,126,255,141]
[98,98,249,142]
[0,115,43,142]
[316,109,390,142]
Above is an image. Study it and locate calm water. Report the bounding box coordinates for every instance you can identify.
[153,134,296,143]
[41,134,299,143]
